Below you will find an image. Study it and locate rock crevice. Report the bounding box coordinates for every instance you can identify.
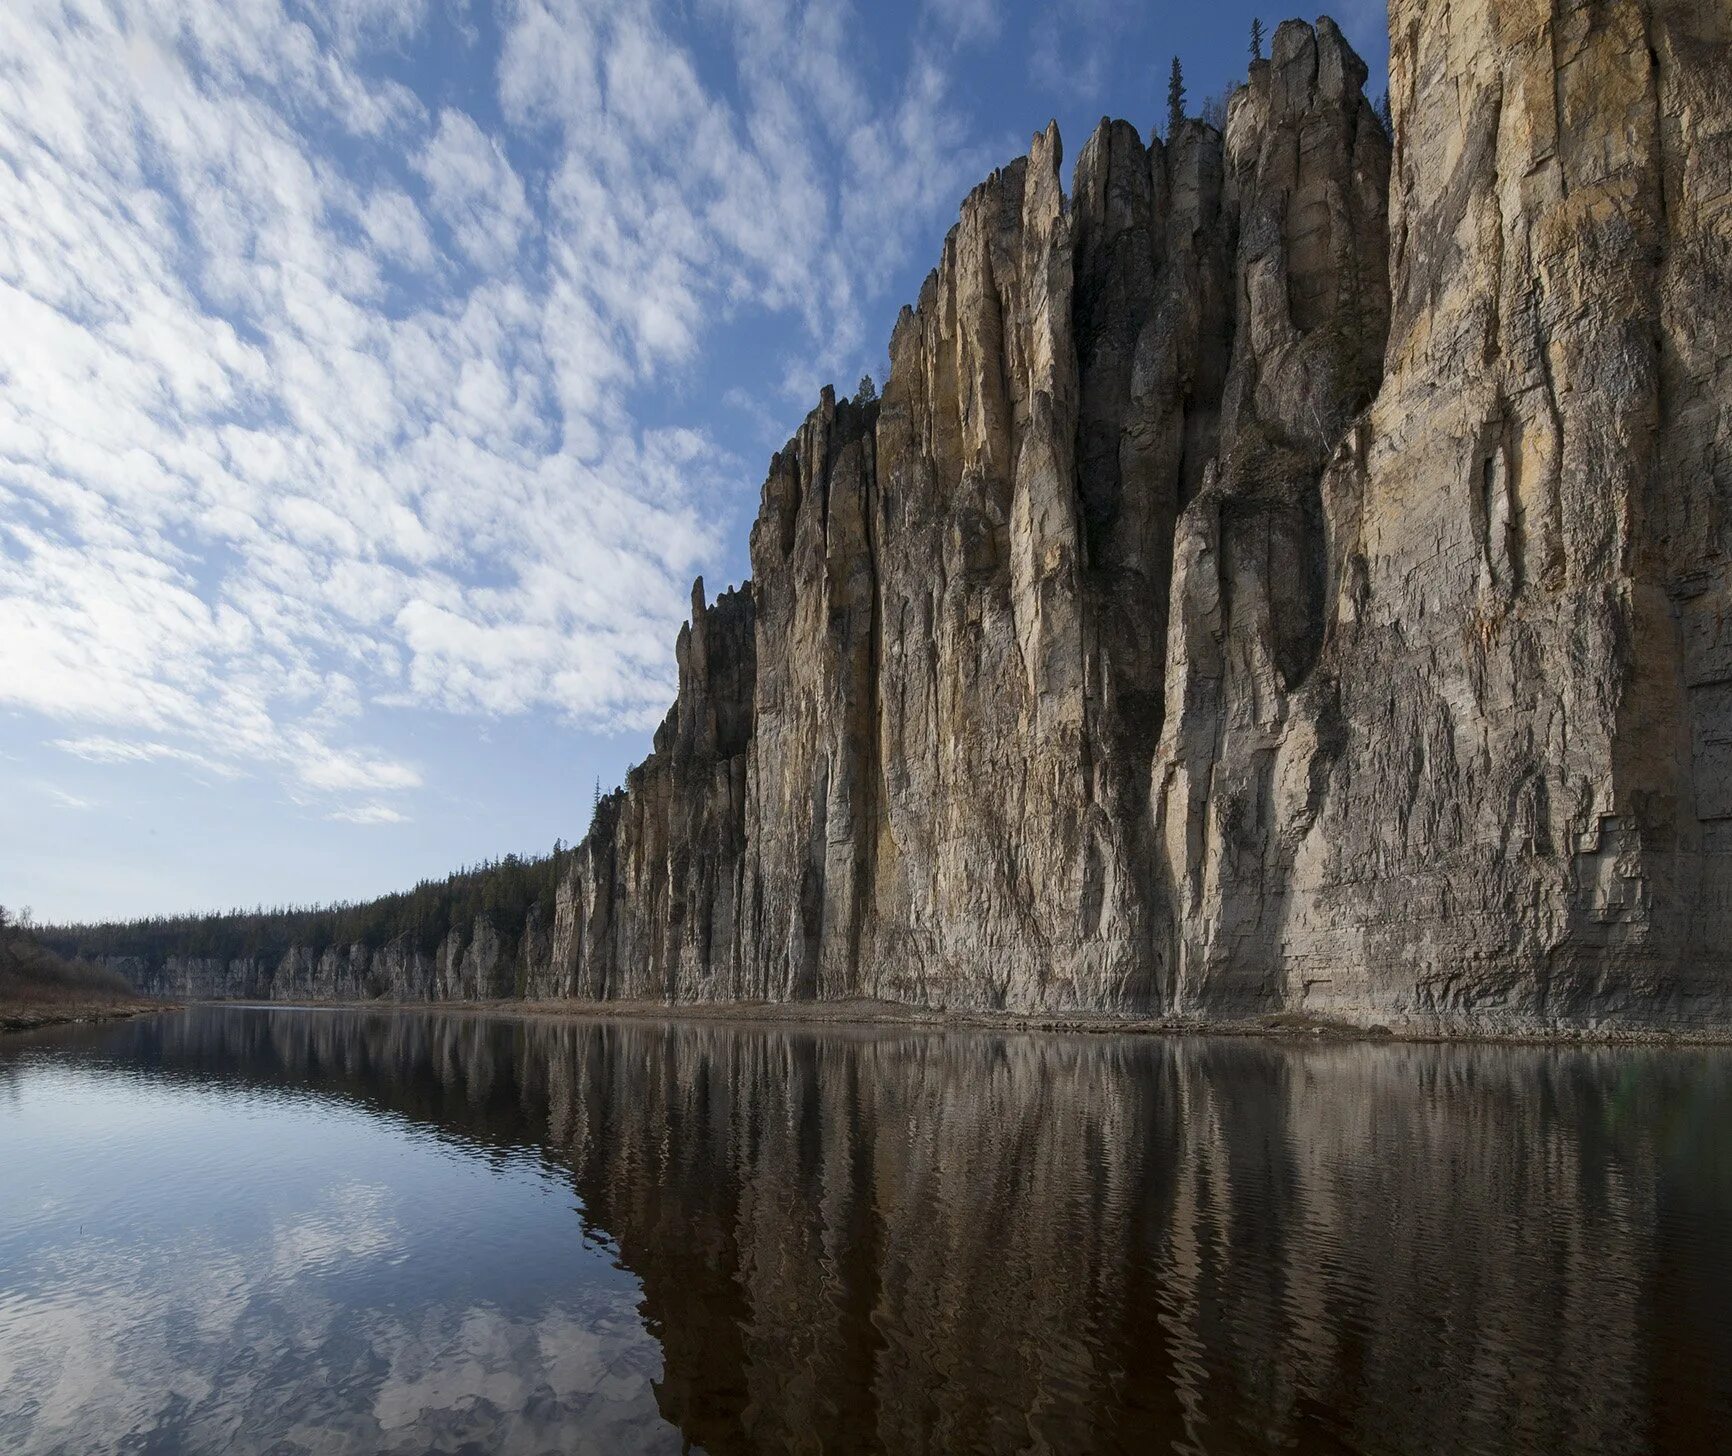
[109,8,1732,1031]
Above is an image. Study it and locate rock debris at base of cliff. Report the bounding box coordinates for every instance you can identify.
[100,6,1732,1033]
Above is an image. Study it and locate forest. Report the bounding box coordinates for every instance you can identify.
[38,845,577,970]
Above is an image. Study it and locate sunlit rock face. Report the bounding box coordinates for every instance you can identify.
[113,7,1732,1030]
[563,18,1391,1017]
[110,918,529,1003]
[1257,0,1732,1027]
[549,7,1732,1030]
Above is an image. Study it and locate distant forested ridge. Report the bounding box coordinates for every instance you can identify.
[41,846,575,972]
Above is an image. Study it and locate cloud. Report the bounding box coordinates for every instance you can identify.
[295,746,422,794]
[315,0,432,57]
[357,187,437,272]
[0,0,1002,825]
[1027,0,1126,101]
[38,784,96,811]
[412,108,533,268]
[52,736,246,780]
[328,802,410,825]
[924,0,1000,44]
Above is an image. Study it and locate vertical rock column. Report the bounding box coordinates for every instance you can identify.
[552,581,756,1003]
[1275,0,1732,1025]
[741,388,881,1002]
[865,124,1158,1011]
[1153,18,1391,1016]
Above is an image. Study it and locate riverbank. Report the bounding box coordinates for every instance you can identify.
[498,997,1732,1045]
[192,994,1732,1046]
[0,922,179,1035]
[0,995,177,1036]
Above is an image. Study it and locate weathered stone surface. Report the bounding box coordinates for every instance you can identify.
[1154,17,1392,1016]
[1256,0,1732,1030]
[104,7,1732,1031]
[555,578,756,1003]
[115,914,526,1002]
[740,386,881,1002]
[574,4,1729,1031]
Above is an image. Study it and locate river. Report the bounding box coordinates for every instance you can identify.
[2,1007,1728,1453]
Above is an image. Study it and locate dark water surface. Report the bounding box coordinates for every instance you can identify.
[2,1009,1729,1454]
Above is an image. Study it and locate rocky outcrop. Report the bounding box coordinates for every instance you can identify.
[97,7,1732,1031]
[1258,0,1732,1027]
[1153,20,1391,1016]
[112,914,533,1002]
[545,578,756,1003]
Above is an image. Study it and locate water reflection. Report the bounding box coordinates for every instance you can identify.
[3,1008,1730,1454]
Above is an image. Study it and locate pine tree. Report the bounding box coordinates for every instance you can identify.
[1376,90,1393,136]
[857,373,877,403]
[1250,19,1264,62]
[1167,57,1186,141]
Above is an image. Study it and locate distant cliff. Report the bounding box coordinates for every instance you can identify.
[66,7,1732,1032]
[48,854,569,1002]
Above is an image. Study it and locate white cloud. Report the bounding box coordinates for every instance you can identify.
[0,0,1000,829]
[924,0,1000,44]
[1026,0,1130,101]
[52,736,245,779]
[38,784,95,811]
[315,0,432,57]
[294,744,423,794]
[412,108,532,268]
[356,186,437,272]
[328,802,409,825]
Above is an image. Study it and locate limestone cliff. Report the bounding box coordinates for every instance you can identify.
[107,910,546,1003]
[94,6,1732,1031]
[535,6,1730,1032]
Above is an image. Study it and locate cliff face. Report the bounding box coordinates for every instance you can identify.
[109,6,1732,1030]
[113,910,546,1002]
[1269,0,1732,1026]
[539,6,1732,1031]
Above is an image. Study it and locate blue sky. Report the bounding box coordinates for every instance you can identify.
[0,0,1388,924]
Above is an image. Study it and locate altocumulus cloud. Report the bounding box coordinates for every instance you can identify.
[0,0,993,822]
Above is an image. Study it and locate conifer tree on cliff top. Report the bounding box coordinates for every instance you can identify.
[1167,56,1185,140]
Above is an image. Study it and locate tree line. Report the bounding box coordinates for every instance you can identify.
[1166,21,1391,140]
[1,904,136,1004]
[37,844,581,969]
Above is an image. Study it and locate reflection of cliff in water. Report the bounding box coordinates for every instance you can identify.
[30,1009,1732,1455]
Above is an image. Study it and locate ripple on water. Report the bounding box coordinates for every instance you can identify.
[1,1010,1729,1454]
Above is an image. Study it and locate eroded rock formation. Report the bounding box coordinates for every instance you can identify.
[538,6,1732,1031]
[102,6,1732,1030]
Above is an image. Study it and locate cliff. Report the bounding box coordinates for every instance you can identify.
[88,5,1732,1032]
[544,4,1732,1032]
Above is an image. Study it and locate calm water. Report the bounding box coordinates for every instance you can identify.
[2,1009,1729,1454]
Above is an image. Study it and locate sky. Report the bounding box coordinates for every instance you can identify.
[0,0,1389,924]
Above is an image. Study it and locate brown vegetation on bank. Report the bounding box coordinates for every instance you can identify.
[0,905,168,1033]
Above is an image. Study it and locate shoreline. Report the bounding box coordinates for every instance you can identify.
[172,995,1732,1047]
[0,999,180,1037]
